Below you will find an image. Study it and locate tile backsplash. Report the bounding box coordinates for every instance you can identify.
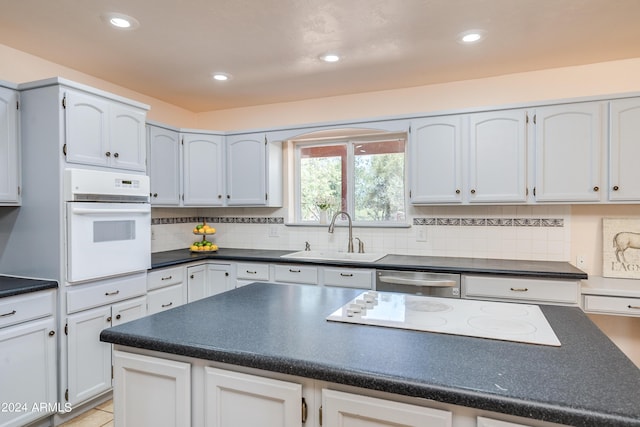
[151,205,571,262]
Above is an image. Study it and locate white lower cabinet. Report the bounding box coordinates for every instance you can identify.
[323,267,374,289]
[477,416,532,427]
[236,262,271,287]
[112,351,569,427]
[204,366,302,427]
[273,264,319,285]
[462,275,579,306]
[147,265,187,314]
[113,350,191,427]
[0,316,56,427]
[66,296,146,405]
[322,389,452,427]
[187,262,233,302]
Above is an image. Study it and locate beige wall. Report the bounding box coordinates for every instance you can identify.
[195,57,640,131]
[0,43,197,128]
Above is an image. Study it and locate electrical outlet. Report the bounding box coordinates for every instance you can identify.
[416,227,427,242]
[269,225,279,238]
[576,255,586,269]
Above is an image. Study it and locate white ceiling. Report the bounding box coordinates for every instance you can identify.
[1,0,640,113]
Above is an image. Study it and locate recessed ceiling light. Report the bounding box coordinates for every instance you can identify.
[320,53,340,63]
[212,72,232,81]
[102,13,140,30]
[458,30,486,44]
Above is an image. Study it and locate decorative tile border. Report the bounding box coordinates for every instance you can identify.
[151,216,285,225]
[413,217,563,227]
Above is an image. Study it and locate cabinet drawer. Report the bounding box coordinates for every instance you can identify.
[0,290,55,329]
[324,268,373,289]
[147,284,186,315]
[583,295,640,317]
[274,264,318,285]
[236,263,270,281]
[463,275,579,305]
[148,266,185,291]
[67,272,147,314]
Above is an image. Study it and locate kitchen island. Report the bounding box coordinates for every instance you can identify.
[101,283,640,427]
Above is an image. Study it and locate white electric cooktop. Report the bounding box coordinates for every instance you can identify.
[327,291,561,347]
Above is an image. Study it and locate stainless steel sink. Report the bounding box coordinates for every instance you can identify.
[281,250,386,263]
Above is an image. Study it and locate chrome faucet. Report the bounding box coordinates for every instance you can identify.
[328,211,354,253]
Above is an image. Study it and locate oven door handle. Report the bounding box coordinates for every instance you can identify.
[378,276,457,287]
[70,208,149,215]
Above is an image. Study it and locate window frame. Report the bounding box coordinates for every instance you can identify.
[293,132,408,227]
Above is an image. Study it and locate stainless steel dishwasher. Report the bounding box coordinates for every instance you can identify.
[375,270,461,298]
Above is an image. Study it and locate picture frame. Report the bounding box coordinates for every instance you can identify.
[603,218,640,279]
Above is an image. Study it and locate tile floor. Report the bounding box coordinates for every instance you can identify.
[58,400,113,427]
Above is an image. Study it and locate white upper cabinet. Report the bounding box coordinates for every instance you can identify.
[532,102,605,202]
[609,98,640,201]
[0,85,20,204]
[109,103,146,171]
[148,124,181,205]
[226,133,282,207]
[226,134,267,205]
[410,116,463,204]
[182,132,225,206]
[468,110,528,203]
[64,89,146,171]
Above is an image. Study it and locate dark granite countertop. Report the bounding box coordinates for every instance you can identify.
[152,248,588,280]
[102,283,639,427]
[0,275,58,298]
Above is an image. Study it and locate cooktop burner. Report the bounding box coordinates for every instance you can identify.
[327,291,561,346]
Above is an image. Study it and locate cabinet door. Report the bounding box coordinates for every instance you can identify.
[609,98,640,201]
[205,263,233,297]
[64,89,110,167]
[113,351,191,427]
[183,133,225,206]
[112,296,147,326]
[477,416,533,427]
[110,103,146,171]
[0,86,19,204]
[468,110,528,203]
[322,389,452,427]
[204,366,301,427]
[0,317,56,427]
[226,135,266,205]
[533,102,604,202]
[66,305,112,405]
[410,116,463,204]
[187,264,207,303]
[148,125,181,205]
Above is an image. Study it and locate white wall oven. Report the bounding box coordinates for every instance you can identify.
[65,169,151,283]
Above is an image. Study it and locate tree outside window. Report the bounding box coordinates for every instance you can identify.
[296,135,406,224]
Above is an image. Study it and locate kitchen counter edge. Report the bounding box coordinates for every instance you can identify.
[151,248,588,280]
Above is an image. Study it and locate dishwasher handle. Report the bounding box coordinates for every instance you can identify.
[377,275,457,288]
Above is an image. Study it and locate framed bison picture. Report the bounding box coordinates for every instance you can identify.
[603,218,640,279]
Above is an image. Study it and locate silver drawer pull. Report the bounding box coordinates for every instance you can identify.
[378,276,456,287]
[105,290,120,296]
[161,302,173,308]
[510,287,529,292]
[628,305,640,309]
[161,276,173,280]
[1,310,17,317]
[289,268,301,273]
[340,273,354,277]
[246,270,257,274]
